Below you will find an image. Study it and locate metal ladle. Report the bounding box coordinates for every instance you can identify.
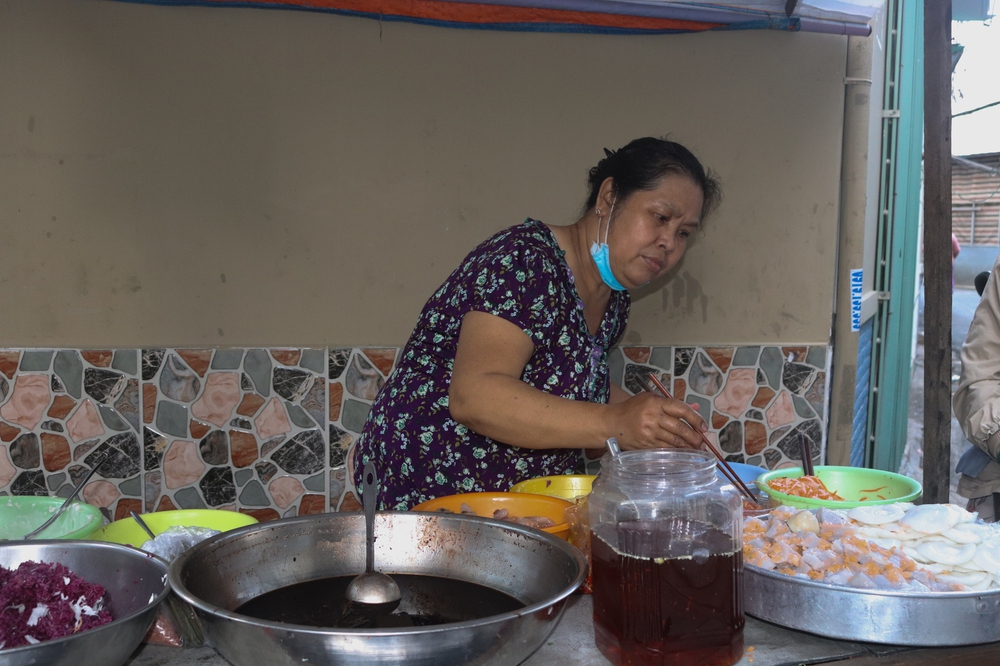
[345,462,401,613]
[23,451,110,539]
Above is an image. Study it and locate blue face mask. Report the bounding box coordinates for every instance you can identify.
[590,198,627,291]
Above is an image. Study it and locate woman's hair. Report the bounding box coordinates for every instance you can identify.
[585,137,722,221]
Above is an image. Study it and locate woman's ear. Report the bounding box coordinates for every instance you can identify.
[599,177,617,209]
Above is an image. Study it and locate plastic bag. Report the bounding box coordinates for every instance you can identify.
[140,526,221,561]
[140,526,221,648]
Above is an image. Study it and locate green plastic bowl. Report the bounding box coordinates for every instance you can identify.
[0,496,104,540]
[756,465,922,509]
[88,509,258,547]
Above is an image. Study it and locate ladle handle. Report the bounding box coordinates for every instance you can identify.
[362,461,377,575]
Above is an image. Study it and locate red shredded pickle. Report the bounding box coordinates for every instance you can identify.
[0,561,113,649]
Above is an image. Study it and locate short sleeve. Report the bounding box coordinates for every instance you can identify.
[466,244,562,345]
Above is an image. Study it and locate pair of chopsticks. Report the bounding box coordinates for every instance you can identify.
[644,373,761,505]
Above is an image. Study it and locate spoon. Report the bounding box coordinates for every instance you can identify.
[131,511,157,541]
[605,437,622,460]
[23,451,111,539]
[345,462,401,613]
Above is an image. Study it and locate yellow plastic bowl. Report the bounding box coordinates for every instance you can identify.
[88,509,258,547]
[0,496,103,540]
[511,475,596,501]
[411,492,572,541]
[756,466,922,509]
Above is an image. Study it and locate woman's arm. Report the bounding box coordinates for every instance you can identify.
[448,311,707,451]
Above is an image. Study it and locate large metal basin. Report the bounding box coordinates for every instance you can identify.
[170,511,588,666]
[0,540,169,666]
[747,564,1000,645]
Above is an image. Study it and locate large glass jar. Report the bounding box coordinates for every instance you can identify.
[588,449,744,666]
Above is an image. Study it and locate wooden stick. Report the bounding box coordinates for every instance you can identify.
[645,373,761,504]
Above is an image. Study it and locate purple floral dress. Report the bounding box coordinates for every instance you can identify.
[353,219,630,510]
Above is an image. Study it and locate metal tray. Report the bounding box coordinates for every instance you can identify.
[746,564,1000,646]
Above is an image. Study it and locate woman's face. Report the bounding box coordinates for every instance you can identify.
[605,173,705,289]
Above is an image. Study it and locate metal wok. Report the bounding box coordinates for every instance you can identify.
[169,511,587,666]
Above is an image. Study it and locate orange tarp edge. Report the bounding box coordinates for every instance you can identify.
[202,0,723,30]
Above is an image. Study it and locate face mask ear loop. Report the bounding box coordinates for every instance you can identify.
[603,196,617,246]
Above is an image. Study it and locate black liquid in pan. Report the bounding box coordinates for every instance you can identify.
[235,574,526,629]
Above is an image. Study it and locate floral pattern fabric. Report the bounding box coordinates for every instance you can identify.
[353,219,630,510]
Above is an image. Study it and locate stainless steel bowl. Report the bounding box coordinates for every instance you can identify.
[170,511,588,666]
[0,540,170,665]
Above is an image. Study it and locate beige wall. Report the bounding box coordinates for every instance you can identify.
[1,0,847,348]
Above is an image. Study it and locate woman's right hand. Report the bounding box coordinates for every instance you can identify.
[609,392,708,451]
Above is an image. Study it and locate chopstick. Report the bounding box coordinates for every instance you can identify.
[644,373,761,505]
[799,433,815,477]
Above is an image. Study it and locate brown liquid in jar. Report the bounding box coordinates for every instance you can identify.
[591,519,744,666]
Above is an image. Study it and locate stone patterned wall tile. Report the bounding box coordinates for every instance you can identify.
[300,349,325,374]
[142,384,156,423]
[0,352,20,379]
[244,350,272,397]
[673,378,686,403]
[160,354,201,402]
[759,347,782,390]
[329,383,343,421]
[241,507,279,522]
[299,493,325,515]
[732,346,760,367]
[329,349,351,380]
[0,343,830,522]
[623,364,656,395]
[191,372,240,426]
[806,346,827,369]
[82,351,113,367]
[142,349,164,381]
[1,375,50,429]
[781,347,808,363]
[54,351,83,399]
[765,391,796,429]
[237,393,266,417]
[346,355,383,400]
[212,349,245,370]
[112,350,138,376]
[751,387,775,409]
[705,348,734,374]
[178,350,212,377]
[85,368,127,405]
[688,353,723,396]
[362,349,396,377]
[231,430,258,468]
[622,347,650,364]
[21,351,53,372]
[190,420,211,439]
[714,368,755,417]
[271,349,302,367]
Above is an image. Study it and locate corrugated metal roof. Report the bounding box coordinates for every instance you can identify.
[953,152,1000,245]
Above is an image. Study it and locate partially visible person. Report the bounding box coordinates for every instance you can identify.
[954,253,1000,521]
[952,233,961,290]
[353,137,722,510]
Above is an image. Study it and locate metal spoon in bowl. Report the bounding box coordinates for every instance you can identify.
[23,451,110,539]
[345,462,401,614]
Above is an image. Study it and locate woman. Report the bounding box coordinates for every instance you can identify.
[353,137,722,509]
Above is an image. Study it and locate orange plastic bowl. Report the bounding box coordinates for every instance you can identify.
[411,492,572,541]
